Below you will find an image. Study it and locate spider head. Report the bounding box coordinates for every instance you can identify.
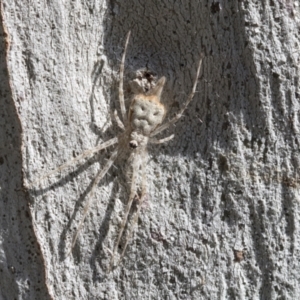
[129,77,166,136]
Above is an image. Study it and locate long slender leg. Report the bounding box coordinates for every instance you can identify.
[149,134,174,144]
[109,152,140,270]
[116,153,147,266]
[119,31,131,124]
[150,54,204,137]
[68,148,119,253]
[113,110,125,130]
[27,137,118,188]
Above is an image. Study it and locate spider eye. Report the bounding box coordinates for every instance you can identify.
[153,111,159,116]
[129,140,138,148]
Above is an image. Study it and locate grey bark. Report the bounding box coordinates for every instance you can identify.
[1,0,300,299]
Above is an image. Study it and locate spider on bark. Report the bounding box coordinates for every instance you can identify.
[27,31,204,271]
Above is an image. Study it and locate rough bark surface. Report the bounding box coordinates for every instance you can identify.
[1,0,300,299]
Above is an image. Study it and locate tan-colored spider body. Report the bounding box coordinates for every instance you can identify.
[27,31,203,271]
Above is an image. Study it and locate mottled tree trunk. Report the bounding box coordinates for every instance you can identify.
[1,0,300,299]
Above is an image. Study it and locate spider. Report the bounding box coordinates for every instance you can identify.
[27,31,204,271]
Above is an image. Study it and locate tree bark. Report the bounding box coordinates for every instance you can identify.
[1,0,300,299]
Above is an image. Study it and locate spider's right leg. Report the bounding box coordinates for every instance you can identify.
[26,137,118,188]
[149,134,174,144]
[150,54,204,137]
[68,148,119,253]
[119,31,131,125]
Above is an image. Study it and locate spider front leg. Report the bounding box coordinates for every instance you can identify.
[150,54,204,137]
[149,134,174,144]
[118,31,131,124]
[113,109,125,130]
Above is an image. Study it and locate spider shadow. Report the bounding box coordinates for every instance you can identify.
[58,165,123,264]
[89,180,124,280]
[28,148,120,262]
[89,187,141,280]
[88,57,121,142]
[89,59,108,139]
[60,151,127,263]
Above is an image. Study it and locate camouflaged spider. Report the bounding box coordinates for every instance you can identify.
[28,31,203,270]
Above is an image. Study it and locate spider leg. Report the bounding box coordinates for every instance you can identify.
[109,152,141,270]
[68,148,119,254]
[150,54,204,137]
[27,137,118,188]
[119,31,131,124]
[113,109,125,130]
[149,134,174,144]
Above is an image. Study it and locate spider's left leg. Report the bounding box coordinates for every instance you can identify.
[113,110,125,130]
[68,148,119,253]
[27,137,118,188]
[118,31,131,124]
[150,54,204,137]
